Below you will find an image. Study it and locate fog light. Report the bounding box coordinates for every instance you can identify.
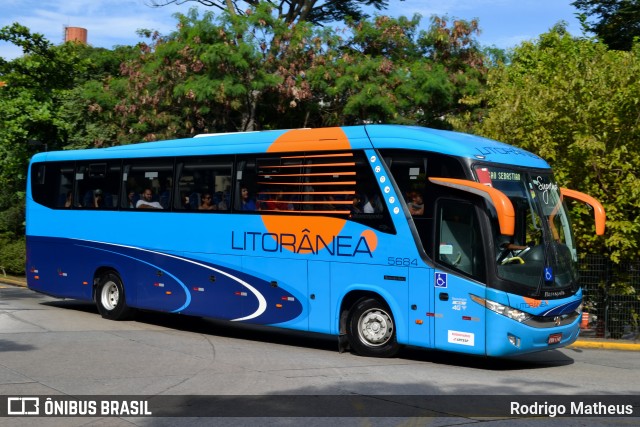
[508,334,521,348]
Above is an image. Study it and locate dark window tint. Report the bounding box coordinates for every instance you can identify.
[122,159,174,210]
[436,199,485,282]
[235,151,395,233]
[175,157,233,211]
[381,149,466,218]
[31,162,76,209]
[75,161,121,209]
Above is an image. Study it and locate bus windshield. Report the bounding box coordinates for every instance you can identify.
[476,166,578,296]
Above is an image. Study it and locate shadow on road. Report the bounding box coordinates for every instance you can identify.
[38,296,575,371]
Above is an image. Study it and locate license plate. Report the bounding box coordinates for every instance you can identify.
[548,333,562,345]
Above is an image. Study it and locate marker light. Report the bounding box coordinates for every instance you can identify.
[470,294,532,323]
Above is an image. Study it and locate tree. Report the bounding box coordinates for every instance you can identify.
[0,24,78,274]
[311,14,486,127]
[572,0,640,50]
[458,26,640,262]
[0,24,84,203]
[108,7,487,134]
[0,24,131,272]
[110,5,311,137]
[147,0,394,25]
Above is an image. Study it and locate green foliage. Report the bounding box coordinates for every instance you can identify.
[307,14,486,127]
[573,0,640,51]
[0,204,25,236]
[458,27,640,262]
[106,7,485,136]
[0,23,132,263]
[0,234,25,275]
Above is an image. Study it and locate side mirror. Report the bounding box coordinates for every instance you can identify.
[560,188,606,235]
[429,177,515,236]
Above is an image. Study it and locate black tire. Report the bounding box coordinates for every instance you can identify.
[95,272,132,320]
[347,298,399,357]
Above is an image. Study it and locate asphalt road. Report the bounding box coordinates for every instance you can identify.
[1,284,639,426]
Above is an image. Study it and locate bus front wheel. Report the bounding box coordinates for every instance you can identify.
[347,298,399,357]
[96,272,132,320]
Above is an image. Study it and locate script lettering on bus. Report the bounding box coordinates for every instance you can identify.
[532,176,559,205]
[475,146,541,159]
[231,230,373,257]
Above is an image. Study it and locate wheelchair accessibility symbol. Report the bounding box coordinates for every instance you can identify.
[544,267,554,282]
[435,272,448,288]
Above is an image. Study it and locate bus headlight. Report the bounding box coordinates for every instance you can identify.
[470,294,532,323]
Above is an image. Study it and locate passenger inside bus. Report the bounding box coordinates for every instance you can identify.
[260,190,292,211]
[216,191,228,210]
[82,189,109,208]
[240,186,257,211]
[350,193,363,214]
[199,193,217,210]
[407,191,424,216]
[363,193,383,213]
[136,188,163,209]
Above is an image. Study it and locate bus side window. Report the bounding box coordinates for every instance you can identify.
[31,162,76,209]
[252,155,301,212]
[122,160,173,210]
[76,162,121,210]
[381,149,467,213]
[175,157,233,212]
[234,157,259,212]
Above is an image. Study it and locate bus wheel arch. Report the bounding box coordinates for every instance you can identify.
[94,269,133,320]
[340,291,400,358]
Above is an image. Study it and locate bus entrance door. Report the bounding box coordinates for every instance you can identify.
[432,198,487,355]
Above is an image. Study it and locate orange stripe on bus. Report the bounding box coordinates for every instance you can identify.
[281,153,354,159]
[258,181,356,186]
[260,162,356,168]
[268,128,351,153]
[259,172,356,177]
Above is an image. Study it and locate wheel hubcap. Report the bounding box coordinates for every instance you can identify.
[101,281,119,311]
[358,309,393,347]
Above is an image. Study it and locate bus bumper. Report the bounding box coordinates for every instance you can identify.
[486,312,580,357]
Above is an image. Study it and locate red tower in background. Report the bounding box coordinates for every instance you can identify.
[64,27,87,44]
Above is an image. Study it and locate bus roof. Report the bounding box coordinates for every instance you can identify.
[364,125,549,169]
[31,125,550,169]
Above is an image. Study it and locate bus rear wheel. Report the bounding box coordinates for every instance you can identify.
[347,298,399,357]
[96,272,132,320]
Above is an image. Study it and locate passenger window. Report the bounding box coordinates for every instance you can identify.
[381,149,466,218]
[76,162,121,209]
[234,158,259,212]
[175,157,233,211]
[235,151,395,233]
[122,160,174,210]
[31,162,76,209]
[255,155,302,212]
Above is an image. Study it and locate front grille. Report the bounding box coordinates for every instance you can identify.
[523,311,579,328]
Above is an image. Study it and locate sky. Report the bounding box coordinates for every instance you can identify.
[0,0,584,61]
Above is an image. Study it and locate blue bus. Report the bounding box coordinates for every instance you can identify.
[26,125,605,357]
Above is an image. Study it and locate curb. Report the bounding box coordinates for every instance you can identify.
[0,277,27,287]
[1,277,638,351]
[568,340,640,351]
